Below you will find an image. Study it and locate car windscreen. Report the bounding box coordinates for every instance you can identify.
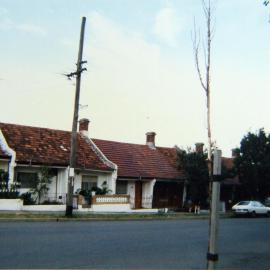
[237,201,250,206]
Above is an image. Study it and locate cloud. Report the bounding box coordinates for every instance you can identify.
[0,7,8,16]
[0,18,13,30]
[87,11,163,92]
[153,5,182,46]
[60,38,75,48]
[16,23,47,36]
[80,11,199,147]
[0,14,47,36]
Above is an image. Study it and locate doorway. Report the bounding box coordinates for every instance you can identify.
[134,181,142,208]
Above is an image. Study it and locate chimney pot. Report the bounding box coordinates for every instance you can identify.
[146,132,156,149]
[195,143,204,153]
[231,148,240,158]
[79,118,90,136]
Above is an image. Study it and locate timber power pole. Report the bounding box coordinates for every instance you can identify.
[66,16,87,217]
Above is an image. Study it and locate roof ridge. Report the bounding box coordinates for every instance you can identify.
[157,146,176,150]
[92,138,176,150]
[0,122,71,134]
[92,138,148,147]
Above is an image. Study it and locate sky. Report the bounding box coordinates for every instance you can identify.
[0,0,270,157]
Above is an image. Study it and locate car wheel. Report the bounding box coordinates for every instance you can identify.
[267,211,270,217]
[251,211,256,218]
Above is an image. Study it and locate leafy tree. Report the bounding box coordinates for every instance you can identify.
[31,167,54,204]
[234,129,270,200]
[176,147,209,206]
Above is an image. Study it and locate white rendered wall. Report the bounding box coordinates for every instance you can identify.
[0,199,23,210]
[57,168,68,195]
[127,181,135,208]
[0,160,8,171]
[15,167,67,203]
[91,203,131,212]
[46,175,58,201]
[76,171,115,194]
[22,204,66,211]
[110,170,117,194]
[142,179,156,208]
[0,130,16,183]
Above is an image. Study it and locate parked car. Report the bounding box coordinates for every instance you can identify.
[232,201,270,217]
[264,197,270,207]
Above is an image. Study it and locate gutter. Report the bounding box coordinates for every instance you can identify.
[16,163,67,169]
[76,168,114,174]
[118,176,185,182]
[0,129,16,183]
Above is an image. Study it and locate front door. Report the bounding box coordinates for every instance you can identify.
[135,181,142,208]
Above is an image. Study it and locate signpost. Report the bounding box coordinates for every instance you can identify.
[207,148,222,270]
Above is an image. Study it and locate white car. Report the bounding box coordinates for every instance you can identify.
[232,201,270,217]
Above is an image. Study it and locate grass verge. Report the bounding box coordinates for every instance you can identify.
[0,211,233,221]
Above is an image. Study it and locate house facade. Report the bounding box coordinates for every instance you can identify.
[0,120,117,206]
[0,119,186,210]
[93,133,186,209]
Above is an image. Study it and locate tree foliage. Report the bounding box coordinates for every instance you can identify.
[31,167,54,204]
[176,147,209,205]
[234,129,270,200]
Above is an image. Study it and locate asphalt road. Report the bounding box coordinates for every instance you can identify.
[0,218,269,269]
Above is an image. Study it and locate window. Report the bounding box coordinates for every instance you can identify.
[237,201,250,206]
[116,181,128,195]
[16,172,37,188]
[252,202,262,207]
[81,175,97,191]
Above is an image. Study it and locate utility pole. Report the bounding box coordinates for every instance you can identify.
[207,148,222,269]
[65,16,87,217]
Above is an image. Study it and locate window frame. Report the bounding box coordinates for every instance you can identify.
[116,180,128,195]
[81,175,98,191]
[16,171,38,189]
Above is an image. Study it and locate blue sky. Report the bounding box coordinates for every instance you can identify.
[0,0,269,157]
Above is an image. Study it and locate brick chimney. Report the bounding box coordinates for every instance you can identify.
[79,118,90,137]
[146,132,156,149]
[195,142,204,153]
[231,148,240,158]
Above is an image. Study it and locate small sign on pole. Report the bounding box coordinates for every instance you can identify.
[69,167,75,177]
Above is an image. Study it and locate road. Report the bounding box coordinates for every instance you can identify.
[0,218,269,269]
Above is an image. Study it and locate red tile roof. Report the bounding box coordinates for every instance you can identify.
[93,139,185,180]
[0,122,113,171]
